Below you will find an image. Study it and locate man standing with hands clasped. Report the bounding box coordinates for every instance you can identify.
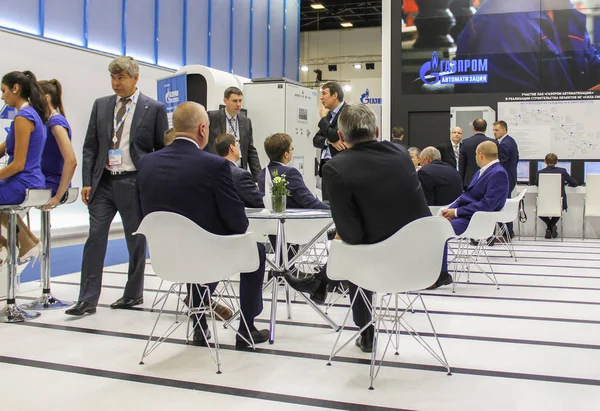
[67,56,168,316]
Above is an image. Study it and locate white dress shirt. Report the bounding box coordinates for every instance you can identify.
[107,88,140,172]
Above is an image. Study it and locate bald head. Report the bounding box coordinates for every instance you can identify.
[475,140,498,168]
[172,102,210,148]
[450,126,463,144]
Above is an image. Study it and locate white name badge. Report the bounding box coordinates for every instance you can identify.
[108,149,123,166]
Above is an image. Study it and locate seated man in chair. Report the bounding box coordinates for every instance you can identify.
[432,141,510,288]
[136,102,268,349]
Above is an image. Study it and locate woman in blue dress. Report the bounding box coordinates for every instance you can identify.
[0,70,50,262]
[38,79,77,209]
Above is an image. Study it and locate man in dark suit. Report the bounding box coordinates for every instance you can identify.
[259,133,329,210]
[313,81,347,200]
[438,126,464,170]
[206,87,261,180]
[493,120,519,238]
[391,126,405,146]
[459,118,496,189]
[67,56,168,316]
[418,147,463,206]
[538,153,579,239]
[291,105,431,353]
[136,102,268,348]
[215,133,264,208]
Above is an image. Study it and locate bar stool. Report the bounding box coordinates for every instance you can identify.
[1,188,52,323]
[20,187,79,311]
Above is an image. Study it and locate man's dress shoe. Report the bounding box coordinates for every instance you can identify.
[427,272,453,290]
[192,328,212,346]
[182,296,233,321]
[355,333,374,353]
[545,229,552,239]
[284,273,328,305]
[65,301,96,316]
[110,296,144,309]
[235,327,270,350]
[551,225,558,238]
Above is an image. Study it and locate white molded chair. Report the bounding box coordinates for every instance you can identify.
[450,211,500,292]
[582,174,600,239]
[326,216,454,389]
[493,189,527,260]
[135,211,260,373]
[535,174,563,241]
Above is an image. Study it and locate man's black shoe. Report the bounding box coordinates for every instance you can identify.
[110,296,143,309]
[65,301,96,316]
[310,279,328,305]
[551,225,558,238]
[545,229,552,239]
[235,327,269,350]
[285,272,321,294]
[192,328,212,346]
[427,272,453,290]
[355,333,374,353]
[327,228,337,241]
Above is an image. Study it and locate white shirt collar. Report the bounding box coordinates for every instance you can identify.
[117,88,140,104]
[225,110,238,121]
[497,134,508,144]
[174,137,200,149]
[450,139,461,147]
[479,159,499,176]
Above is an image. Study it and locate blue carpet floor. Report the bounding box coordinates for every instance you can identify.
[19,238,133,283]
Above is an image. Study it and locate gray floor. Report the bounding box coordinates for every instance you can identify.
[1,238,600,411]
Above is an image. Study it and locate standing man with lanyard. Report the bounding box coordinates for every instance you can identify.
[67,56,168,316]
[438,126,464,170]
[207,87,261,181]
[313,81,347,201]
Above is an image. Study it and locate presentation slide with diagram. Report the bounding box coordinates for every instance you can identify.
[498,100,600,160]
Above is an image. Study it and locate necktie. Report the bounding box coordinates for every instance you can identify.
[326,111,333,124]
[113,97,131,148]
[228,116,237,136]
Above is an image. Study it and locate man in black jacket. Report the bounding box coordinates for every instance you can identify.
[215,133,264,209]
[459,118,496,189]
[438,126,463,170]
[313,81,347,200]
[290,104,431,353]
[418,147,463,206]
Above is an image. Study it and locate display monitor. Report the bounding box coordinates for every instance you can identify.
[516,161,529,184]
[537,161,571,175]
[584,162,600,183]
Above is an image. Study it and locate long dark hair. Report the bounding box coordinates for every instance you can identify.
[1,70,50,122]
[39,79,66,118]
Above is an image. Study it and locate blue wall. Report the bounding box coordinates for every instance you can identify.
[0,0,300,79]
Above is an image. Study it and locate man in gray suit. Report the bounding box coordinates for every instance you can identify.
[66,56,168,316]
[206,87,261,180]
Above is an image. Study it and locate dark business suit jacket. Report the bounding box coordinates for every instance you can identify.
[136,139,248,236]
[450,161,509,219]
[323,140,431,245]
[313,101,347,175]
[498,135,519,195]
[258,162,329,210]
[459,132,496,189]
[207,108,261,180]
[538,166,579,210]
[82,92,168,201]
[438,141,462,169]
[228,161,264,208]
[418,160,464,206]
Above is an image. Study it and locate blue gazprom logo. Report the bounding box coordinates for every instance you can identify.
[419,52,489,85]
[360,89,382,105]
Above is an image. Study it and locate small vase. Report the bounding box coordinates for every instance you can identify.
[272,195,287,213]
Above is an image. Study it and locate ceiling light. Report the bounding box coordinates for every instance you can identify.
[344,84,352,92]
[340,22,353,28]
[353,63,362,69]
[311,3,325,10]
[301,65,309,72]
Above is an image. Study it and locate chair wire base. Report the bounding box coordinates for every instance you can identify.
[326,290,451,389]
[449,238,499,292]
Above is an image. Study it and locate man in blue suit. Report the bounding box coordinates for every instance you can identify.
[459,118,496,190]
[431,141,509,289]
[538,153,579,238]
[136,102,268,349]
[258,133,329,210]
[493,120,519,238]
[215,133,264,208]
[418,147,463,206]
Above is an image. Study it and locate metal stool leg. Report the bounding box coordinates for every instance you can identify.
[20,210,73,310]
[2,211,40,322]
